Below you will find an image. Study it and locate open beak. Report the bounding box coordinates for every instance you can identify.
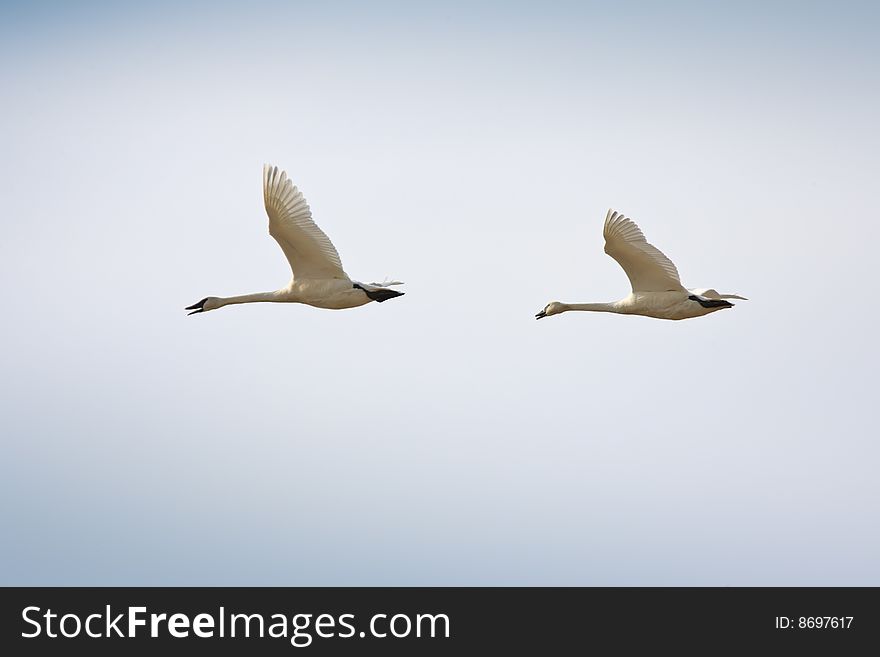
[535,311,546,320]
[185,298,208,315]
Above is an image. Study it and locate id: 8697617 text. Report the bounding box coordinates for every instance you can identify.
[775,616,853,629]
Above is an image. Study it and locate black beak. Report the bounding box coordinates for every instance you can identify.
[186,298,208,315]
[535,311,546,320]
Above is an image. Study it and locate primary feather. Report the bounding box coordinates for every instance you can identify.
[603,209,685,293]
[263,164,348,281]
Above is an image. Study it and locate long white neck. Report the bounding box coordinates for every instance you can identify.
[215,291,281,309]
[562,302,620,314]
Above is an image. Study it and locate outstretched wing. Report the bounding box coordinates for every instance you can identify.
[263,164,348,281]
[603,209,685,293]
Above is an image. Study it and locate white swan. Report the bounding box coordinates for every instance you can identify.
[536,209,745,321]
[187,165,404,315]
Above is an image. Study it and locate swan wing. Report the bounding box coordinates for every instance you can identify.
[263,164,348,281]
[603,209,685,293]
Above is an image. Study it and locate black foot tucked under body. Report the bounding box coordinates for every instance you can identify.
[353,283,405,303]
[688,295,733,309]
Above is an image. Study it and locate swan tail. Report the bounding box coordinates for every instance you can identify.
[691,288,748,301]
[366,278,404,287]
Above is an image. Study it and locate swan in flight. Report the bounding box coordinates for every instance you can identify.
[536,210,746,321]
[187,165,404,315]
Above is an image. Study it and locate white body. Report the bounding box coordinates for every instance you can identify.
[537,210,745,321]
[551,292,726,321]
[188,165,403,315]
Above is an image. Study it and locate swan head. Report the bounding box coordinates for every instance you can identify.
[535,302,565,320]
[185,297,221,315]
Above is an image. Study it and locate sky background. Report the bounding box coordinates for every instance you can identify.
[1,0,878,585]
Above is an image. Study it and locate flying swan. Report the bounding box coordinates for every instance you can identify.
[536,210,745,321]
[186,165,404,315]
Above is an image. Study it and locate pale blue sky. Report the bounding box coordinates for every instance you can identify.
[1,1,878,584]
